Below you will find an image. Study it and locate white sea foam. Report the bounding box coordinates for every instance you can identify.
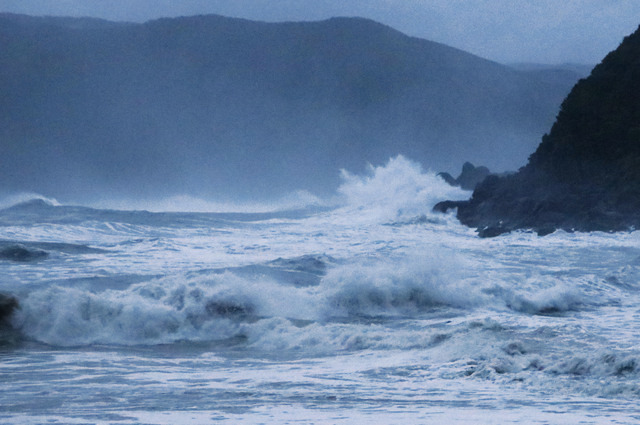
[3,155,640,423]
[11,252,606,349]
[319,254,481,317]
[336,155,468,223]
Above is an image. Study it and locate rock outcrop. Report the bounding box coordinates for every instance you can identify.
[435,25,640,237]
[438,162,491,190]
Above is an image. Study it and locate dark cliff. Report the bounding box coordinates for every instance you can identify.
[435,25,640,237]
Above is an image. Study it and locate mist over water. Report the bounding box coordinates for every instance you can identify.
[5,155,463,215]
[1,155,640,423]
[85,190,328,214]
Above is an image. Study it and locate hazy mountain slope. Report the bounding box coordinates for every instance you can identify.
[0,13,578,201]
[509,63,593,79]
[435,25,640,236]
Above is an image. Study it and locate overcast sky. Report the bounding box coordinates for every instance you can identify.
[1,0,639,64]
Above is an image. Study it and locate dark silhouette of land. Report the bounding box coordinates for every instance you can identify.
[435,25,640,236]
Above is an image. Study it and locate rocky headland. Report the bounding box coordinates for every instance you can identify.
[435,25,640,237]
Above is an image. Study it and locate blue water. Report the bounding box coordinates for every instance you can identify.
[1,157,640,424]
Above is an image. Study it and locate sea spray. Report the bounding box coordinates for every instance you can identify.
[319,254,481,318]
[0,192,60,210]
[336,155,469,223]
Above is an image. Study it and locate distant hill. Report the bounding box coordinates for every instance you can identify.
[435,24,640,236]
[0,13,579,201]
[508,62,593,79]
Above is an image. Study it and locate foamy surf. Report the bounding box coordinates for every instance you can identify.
[1,156,640,424]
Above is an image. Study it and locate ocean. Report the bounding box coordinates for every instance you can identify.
[1,156,639,424]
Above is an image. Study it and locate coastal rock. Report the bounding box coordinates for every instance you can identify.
[437,172,458,187]
[435,24,640,236]
[438,162,491,191]
[457,162,492,190]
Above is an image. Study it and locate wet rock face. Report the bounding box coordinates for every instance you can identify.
[435,25,640,237]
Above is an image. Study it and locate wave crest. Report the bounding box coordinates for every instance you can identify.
[0,193,60,211]
[337,155,468,223]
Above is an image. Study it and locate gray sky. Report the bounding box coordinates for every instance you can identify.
[1,0,639,64]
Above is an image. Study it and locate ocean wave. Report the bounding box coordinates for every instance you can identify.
[320,254,481,318]
[335,155,469,224]
[4,250,467,347]
[0,193,60,211]
[0,198,59,214]
[6,251,610,347]
[0,244,49,262]
[481,283,587,315]
[10,270,320,346]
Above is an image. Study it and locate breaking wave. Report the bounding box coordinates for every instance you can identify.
[2,154,640,406]
[0,193,60,210]
[9,251,606,349]
[336,155,468,223]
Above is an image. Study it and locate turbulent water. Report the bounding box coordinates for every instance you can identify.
[1,156,640,424]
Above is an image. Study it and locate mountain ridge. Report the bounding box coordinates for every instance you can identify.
[0,13,579,201]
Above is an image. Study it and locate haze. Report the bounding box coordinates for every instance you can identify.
[1,0,639,64]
